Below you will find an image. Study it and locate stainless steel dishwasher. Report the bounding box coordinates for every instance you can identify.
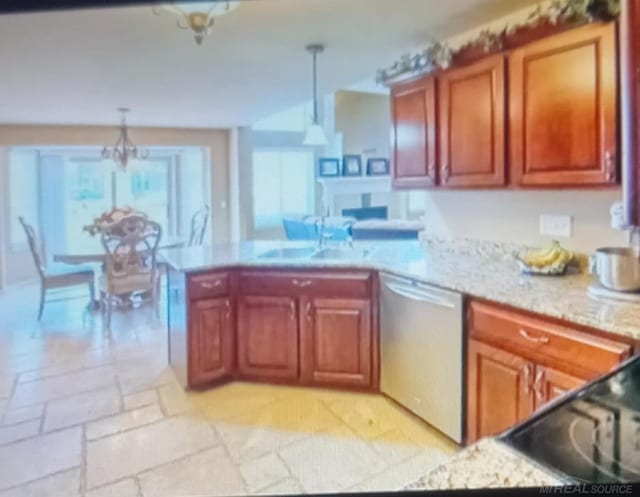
[380,272,464,443]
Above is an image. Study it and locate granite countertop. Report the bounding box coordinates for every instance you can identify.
[161,239,640,342]
[404,439,568,490]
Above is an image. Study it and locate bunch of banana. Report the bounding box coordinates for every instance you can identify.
[518,240,573,270]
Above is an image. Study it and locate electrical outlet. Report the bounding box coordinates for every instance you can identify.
[539,214,572,238]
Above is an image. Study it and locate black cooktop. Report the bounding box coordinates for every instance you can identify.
[501,355,640,484]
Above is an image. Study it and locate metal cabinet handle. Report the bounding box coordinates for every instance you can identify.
[305,301,312,322]
[533,369,545,402]
[519,328,550,345]
[289,301,296,320]
[292,279,313,288]
[201,280,222,289]
[523,364,532,394]
[441,163,450,184]
[604,151,616,181]
[225,300,231,319]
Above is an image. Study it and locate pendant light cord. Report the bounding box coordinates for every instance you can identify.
[312,49,318,125]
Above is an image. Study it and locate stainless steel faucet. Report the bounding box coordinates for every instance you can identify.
[316,215,326,249]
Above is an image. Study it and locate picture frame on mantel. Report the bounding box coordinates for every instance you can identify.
[342,155,363,176]
[366,158,390,176]
[318,158,340,177]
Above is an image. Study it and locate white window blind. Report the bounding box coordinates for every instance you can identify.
[252,149,315,229]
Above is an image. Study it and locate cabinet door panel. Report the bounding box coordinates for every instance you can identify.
[467,339,534,443]
[237,296,298,381]
[189,298,233,387]
[439,54,506,187]
[534,365,586,411]
[391,77,437,188]
[509,23,617,186]
[300,298,372,388]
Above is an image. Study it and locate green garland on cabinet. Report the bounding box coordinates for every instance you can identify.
[376,0,620,86]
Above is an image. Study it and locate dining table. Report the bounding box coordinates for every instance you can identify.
[53,235,186,265]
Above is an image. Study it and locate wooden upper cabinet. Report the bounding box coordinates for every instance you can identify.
[509,22,617,186]
[299,298,372,388]
[438,54,506,187]
[390,77,438,188]
[237,295,299,381]
[189,298,234,387]
[467,338,535,443]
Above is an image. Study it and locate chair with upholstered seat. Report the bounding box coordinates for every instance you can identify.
[188,205,209,247]
[18,217,95,320]
[99,214,162,329]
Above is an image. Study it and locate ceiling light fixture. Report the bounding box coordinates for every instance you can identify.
[303,44,328,147]
[101,108,148,171]
[153,1,239,45]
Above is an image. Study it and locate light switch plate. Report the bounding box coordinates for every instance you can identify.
[539,214,572,238]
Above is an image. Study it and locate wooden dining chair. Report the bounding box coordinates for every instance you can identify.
[188,205,210,247]
[99,215,162,329]
[18,217,95,320]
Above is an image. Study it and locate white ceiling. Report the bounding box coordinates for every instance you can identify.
[0,0,538,128]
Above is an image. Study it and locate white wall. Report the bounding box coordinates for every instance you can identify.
[411,189,626,252]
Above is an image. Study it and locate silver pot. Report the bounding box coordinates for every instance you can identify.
[590,247,640,292]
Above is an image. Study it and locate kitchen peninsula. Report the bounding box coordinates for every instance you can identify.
[162,239,640,452]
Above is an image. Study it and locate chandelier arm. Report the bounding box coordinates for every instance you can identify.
[176,18,190,30]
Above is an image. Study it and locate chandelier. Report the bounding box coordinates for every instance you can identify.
[153,1,240,45]
[101,108,148,171]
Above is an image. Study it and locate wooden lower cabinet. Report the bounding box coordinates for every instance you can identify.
[300,298,372,387]
[467,339,535,443]
[533,365,585,411]
[237,295,299,381]
[189,298,234,387]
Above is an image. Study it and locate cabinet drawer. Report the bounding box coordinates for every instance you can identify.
[239,270,371,298]
[469,301,632,376]
[188,272,230,300]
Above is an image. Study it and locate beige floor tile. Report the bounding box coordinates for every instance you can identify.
[139,446,246,497]
[86,414,219,489]
[326,394,406,440]
[196,382,290,422]
[122,389,158,411]
[85,478,138,497]
[370,428,429,467]
[11,365,117,407]
[18,348,113,384]
[2,403,44,426]
[278,425,387,493]
[43,387,121,432]
[116,360,175,395]
[0,468,81,497]
[348,449,453,492]
[0,419,40,445]
[239,453,291,493]
[216,421,311,464]
[0,427,82,490]
[0,377,14,399]
[158,382,198,415]
[86,404,164,440]
[252,477,303,496]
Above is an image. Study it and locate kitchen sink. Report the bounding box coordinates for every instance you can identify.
[257,247,317,259]
[311,247,372,260]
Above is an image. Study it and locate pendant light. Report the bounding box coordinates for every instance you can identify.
[303,44,328,147]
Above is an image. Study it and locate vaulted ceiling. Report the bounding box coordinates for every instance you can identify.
[0,0,537,127]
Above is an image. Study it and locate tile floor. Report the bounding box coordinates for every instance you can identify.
[0,282,458,496]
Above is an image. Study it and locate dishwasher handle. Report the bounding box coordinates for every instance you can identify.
[383,281,457,309]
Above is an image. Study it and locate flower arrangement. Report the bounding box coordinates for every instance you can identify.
[83,206,148,236]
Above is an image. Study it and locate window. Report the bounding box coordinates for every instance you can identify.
[8,147,208,262]
[8,149,39,248]
[252,149,315,229]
